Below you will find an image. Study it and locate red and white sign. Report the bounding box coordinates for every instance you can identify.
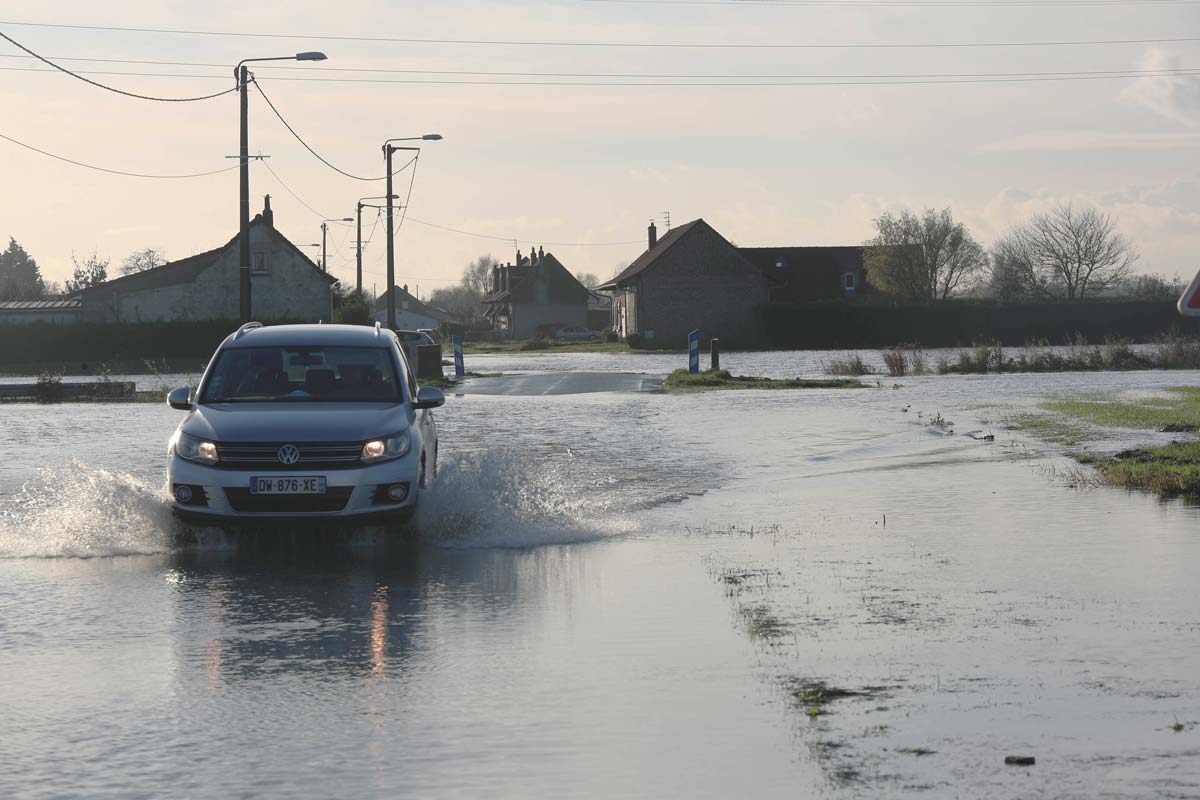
[1180,271,1200,316]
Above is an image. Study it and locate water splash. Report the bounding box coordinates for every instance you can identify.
[0,462,176,559]
[415,450,636,549]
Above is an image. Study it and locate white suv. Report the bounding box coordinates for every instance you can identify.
[166,322,443,525]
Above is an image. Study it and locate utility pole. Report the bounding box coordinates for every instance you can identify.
[382,134,442,329]
[233,51,327,323]
[238,64,251,323]
[321,220,328,272]
[356,203,363,294]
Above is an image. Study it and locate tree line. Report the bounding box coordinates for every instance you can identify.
[0,239,168,301]
[864,203,1174,304]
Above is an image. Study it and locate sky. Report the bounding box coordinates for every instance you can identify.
[2,0,1200,297]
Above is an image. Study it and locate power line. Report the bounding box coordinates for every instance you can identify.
[0,130,240,179]
[254,79,405,181]
[4,53,1199,81]
[2,18,1197,50]
[6,63,1200,86]
[403,217,644,247]
[0,28,236,101]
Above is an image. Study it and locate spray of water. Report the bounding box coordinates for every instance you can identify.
[415,450,635,549]
[0,462,176,559]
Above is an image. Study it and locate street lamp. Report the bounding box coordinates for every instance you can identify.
[235,51,327,323]
[320,217,353,273]
[356,195,398,297]
[382,134,442,329]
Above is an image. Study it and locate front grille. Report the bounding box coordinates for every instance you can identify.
[224,486,354,513]
[215,441,364,471]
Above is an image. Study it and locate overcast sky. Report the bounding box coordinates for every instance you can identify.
[2,0,1199,295]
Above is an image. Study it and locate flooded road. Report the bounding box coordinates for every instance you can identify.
[2,360,1199,797]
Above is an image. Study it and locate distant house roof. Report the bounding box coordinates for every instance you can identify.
[598,219,706,290]
[81,210,336,297]
[0,298,82,311]
[378,284,449,322]
[482,252,585,304]
[598,219,781,290]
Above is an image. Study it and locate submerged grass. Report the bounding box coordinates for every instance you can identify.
[922,335,1200,375]
[1044,388,1200,431]
[665,368,863,392]
[1078,442,1200,498]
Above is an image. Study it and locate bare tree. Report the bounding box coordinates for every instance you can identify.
[574,271,600,289]
[1127,272,1184,302]
[120,247,167,275]
[996,204,1137,301]
[461,254,498,297]
[864,208,987,303]
[64,251,109,293]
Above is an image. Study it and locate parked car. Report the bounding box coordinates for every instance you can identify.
[393,329,436,365]
[554,325,601,341]
[165,322,444,525]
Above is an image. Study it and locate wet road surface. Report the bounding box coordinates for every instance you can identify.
[455,371,663,395]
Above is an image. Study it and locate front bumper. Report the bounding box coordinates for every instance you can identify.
[168,451,420,521]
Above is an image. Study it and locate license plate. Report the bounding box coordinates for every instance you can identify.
[250,477,327,495]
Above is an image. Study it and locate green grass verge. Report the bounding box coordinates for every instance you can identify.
[1043,387,1200,430]
[665,368,864,392]
[1078,442,1200,498]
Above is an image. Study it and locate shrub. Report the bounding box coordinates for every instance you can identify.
[520,338,552,351]
[334,301,372,325]
[825,353,874,376]
[35,370,63,403]
[882,349,908,377]
[604,329,619,343]
[627,333,646,349]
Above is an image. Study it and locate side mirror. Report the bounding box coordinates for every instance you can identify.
[167,387,192,411]
[414,386,445,410]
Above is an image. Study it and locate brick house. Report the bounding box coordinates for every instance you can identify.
[481,247,591,338]
[80,196,336,323]
[600,219,773,348]
[739,246,869,303]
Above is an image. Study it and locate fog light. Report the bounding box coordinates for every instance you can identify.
[174,485,193,503]
[387,484,408,501]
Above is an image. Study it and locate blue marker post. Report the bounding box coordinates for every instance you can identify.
[688,330,701,374]
[452,335,465,379]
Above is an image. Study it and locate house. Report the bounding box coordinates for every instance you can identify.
[481,247,591,338]
[80,196,336,323]
[738,246,869,304]
[600,220,774,347]
[587,289,612,332]
[0,297,82,326]
[373,284,450,331]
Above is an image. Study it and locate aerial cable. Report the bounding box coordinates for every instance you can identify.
[0,130,239,179]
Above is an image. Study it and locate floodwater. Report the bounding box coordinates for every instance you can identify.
[1,358,1199,798]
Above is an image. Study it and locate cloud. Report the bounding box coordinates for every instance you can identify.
[1122,47,1200,126]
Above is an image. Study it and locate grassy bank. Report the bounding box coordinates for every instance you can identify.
[665,368,863,392]
[462,339,632,354]
[1032,387,1200,497]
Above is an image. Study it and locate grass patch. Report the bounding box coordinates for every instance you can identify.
[740,605,790,640]
[1005,413,1090,447]
[1079,442,1200,498]
[928,335,1200,375]
[665,368,863,392]
[1044,388,1200,430]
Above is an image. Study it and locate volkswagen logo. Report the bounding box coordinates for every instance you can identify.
[277,444,301,465]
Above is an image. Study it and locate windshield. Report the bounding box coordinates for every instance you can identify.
[199,346,402,404]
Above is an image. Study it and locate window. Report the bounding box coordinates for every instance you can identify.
[844,272,857,291]
[199,346,400,403]
[252,251,270,275]
[775,258,785,269]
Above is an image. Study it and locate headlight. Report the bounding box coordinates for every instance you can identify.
[361,431,411,463]
[175,433,219,464]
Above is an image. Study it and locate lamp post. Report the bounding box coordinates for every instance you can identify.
[235,50,326,323]
[383,134,442,330]
[356,195,397,297]
[320,217,353,272]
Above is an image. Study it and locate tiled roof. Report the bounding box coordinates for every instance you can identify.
[379,285,450,321]
[598,219,704,290]
[0,298,82,310]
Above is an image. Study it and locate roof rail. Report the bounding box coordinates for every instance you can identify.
[234,321,263,339]
[374,320,382,337]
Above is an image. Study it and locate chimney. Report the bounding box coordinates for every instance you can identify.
[538,245,545,262]
[502,265,509,293]
[531,248,538,267]
[493,265,500,293]
[648,221,657,250]
[263,195,274,228]
[403,283,409,295]
[516,249,523,267]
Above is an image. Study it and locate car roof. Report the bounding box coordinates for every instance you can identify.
[222,323,395,349]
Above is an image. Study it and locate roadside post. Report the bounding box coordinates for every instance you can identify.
[711,338,720,372]
[453,335,465,379]
[689,330,701,374]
